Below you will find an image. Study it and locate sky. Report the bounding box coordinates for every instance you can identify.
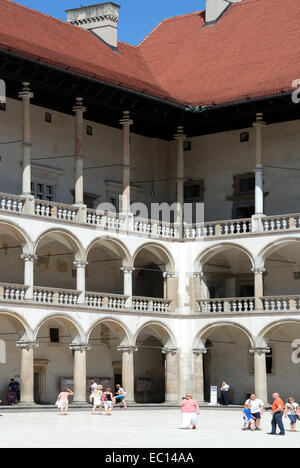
[13,0,206,45]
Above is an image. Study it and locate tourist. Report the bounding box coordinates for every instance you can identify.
[242,403,255,431]
[245,394,264,430]
[8,378,20,404]
[103,388,114,416]
[57,387,74,416]
[115,384,127,409]
[220,381,230,406]
[268,393,285,435]
[284,397,299,432]
[180,394,200,430]
[89,379,98,404]
[91,385,103,415]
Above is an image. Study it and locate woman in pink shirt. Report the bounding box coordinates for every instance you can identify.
[57,387,74,416]
[180,394,200,430]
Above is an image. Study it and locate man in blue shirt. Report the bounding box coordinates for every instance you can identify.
[8,379,20,403]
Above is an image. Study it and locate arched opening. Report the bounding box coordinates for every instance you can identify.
[261,321,300,402]
[34,315,82,404]
[261,239,300,296]
[34,230,83,290]
[0,222,31,285]
[133,244,174,298]
[0,311,30,403]
[86,239,130,295]
[195,323,253,404]
[134,322,174,403]
[87,319,130,393]
[196,244,254,300]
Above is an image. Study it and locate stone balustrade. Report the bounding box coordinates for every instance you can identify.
[197,297,255,313]
[0,283,28,301]
[33,287,80,305]
[263,295,300,311]
[185,218,252,239]
[132,296,172,312]
[262,214,300,232]
[0,192,24,213]
[35,200,78,221]
[85,292,127,310]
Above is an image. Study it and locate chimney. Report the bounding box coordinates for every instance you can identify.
[66,2,120,48]
[205,0,243,24]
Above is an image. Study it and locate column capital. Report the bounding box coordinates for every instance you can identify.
[253,113,266,128]
[117,345,138,354]
[121,266,135,274]
[193,348,207,356]
[162,348,177,356]
[18,82,34,99]
[20,254,37,262]
[69,343,91,352]
[16,341,39,350]
[252,267,266,275]
[163,271,175,279]
[73,260,88,268]
[72,97,86,113]
[193,272,204,279]
[249,347,270,356]
[174,125,186,141]
[120,110,133,126]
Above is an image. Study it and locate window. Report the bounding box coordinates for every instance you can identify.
[240,132,249,142]
[184,180,204,202]
[0,103,6,111]
[239,177,255,193]
[45,112,52,123]
[31,182,55,201]
[50,328,60,344]
[86,125,93,136]
[183,141,192,152]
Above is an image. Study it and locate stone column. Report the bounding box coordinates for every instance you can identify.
[73,97,86,206]
[70,344,90,404]
[21,254,37,300]
[118,346,137,402]
[119,111,133,215]
[253,113,266,217]
[193,348,207,403]
[249,347,270,405]
[163,272,178,311]
[18,83,35,215]
[17,341,39,405]
[163,348,179,402]
[252,267,265,310]
[121,267,135,307]
[174,126,186,228]
[74,261,88,304]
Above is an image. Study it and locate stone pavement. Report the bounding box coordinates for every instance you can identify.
[0,408,299,448]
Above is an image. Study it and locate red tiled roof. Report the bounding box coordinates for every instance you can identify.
[0,0,299,107]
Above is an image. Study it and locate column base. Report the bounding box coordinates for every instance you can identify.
[18,402,37,407]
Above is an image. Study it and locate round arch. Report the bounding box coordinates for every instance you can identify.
[0,219,33,253]
[257,237,300,267]
[133,243,175,272]
[86,317,132,346]
[258,318,300,341]
[0,309,32,340]
[194,242,255,272]
[34,228,85,261]
[134,320,177,349]
[194,321,254,348]
[33,313,85,343]
[85,236,132,266]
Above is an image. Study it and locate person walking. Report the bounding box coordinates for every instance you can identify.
[284,397,299,432]
[57,387,74,416]
[242,403,255,431]
[245,394,264,431]
[103,388,114,416]
[220,381,230,406]
[91,385,103,415]
[180,394,200,430]
[89,379,98,404]
[268,393,285,435]
[115,384,127,410]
